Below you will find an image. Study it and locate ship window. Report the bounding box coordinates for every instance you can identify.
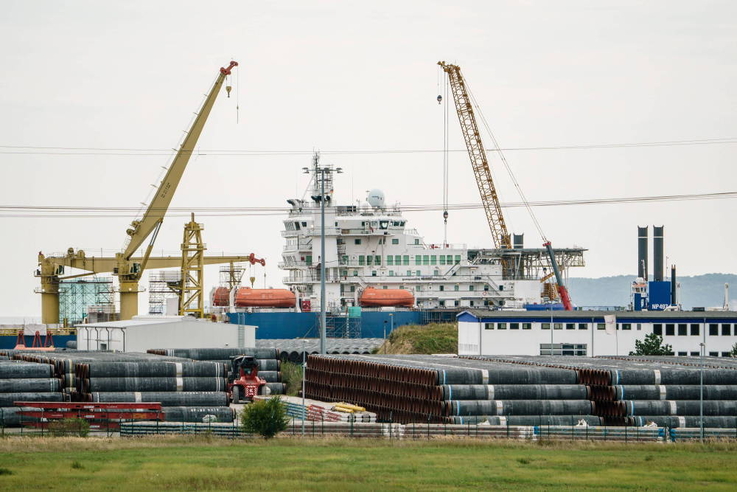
[430,256,437,265]
[353,270,358,276]
[358,255,365,266]
[415,255,422,265]
[341,255,349,265]
[416,270,421,276]
[400,221,405,226]
[403,255,409,265]
[355,239,361,245]
[523,323,532,330]
[455,255,461,264]
[380,221,389,229]
[389,271,394,276]
[439,285,444,291]
[439,256,446,265]
[392,238,399,245]
[302,222,307,227]
[414,239,420,245]
[469,285,474,291]
[434,270,439,276]
[423,255,429,265]
[690,324,700,336]
[722,324,731,336]
[454,285,459,291]
[350,286,355,292]
[678,324,687,336]
[375,256,381,265]
[709,324,718,335]
[653,324,663,335]
[387,256,394,266]
[439,300,445,307]
[407,270,412,276]
[306,255,312,266]
[665,324,675,336]
[510,323,519,330]
[382,285,388,289]
[542,323,550,330]
[484,285,489,291]
[378,238,385,244]
[372,271,377,277]
[446,255,453,264]
[366,256,372,266]
[341,270,348,277]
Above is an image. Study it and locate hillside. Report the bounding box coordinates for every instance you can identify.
[567,273,737,310]
[377,323,457,354]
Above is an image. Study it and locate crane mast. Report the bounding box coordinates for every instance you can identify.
[438,61,511,250]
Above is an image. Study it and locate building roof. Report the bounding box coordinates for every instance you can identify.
[457,309,737,322]
[75,316,197,329]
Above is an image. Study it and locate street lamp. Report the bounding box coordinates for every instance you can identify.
[700,341,705,442]
[306,155,342,355]
[301,338,307,436]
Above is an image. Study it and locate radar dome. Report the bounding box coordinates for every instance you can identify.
[367,189,385,208]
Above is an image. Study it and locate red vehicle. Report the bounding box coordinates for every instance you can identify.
[228,355,267,403]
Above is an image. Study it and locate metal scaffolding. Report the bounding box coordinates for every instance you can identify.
[59,277,115,325]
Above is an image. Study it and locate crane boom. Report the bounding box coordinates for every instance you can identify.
[123,61,238,261]
[438,61,511,250]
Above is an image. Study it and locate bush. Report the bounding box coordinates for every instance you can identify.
[240,397,288,439]
[48,418,90,437]
[630,333,674,356]
[280,361,303,396]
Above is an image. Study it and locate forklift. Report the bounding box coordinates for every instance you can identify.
[227,355,267,403]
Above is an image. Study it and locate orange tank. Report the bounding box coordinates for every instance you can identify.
[212,287,231,307]
[234,288,296,308]
[359,287,414,308]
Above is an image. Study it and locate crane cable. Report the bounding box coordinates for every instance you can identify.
[466,82,547,241]
[442,70,450,245]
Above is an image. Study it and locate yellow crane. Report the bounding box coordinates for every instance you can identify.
[438,61,573,309]
[37,61,252,323]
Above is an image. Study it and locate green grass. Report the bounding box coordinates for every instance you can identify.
[0,437,736,490]
[379,322,457,354]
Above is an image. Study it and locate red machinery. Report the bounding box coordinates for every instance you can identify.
[227,355,267,403]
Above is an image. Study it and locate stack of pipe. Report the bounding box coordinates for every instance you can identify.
[147,347,284,393]
[0,359,63,426]
[305,355,601,425]
[0,351,236,424]
[466,355,737,428]
[256,339,384,363]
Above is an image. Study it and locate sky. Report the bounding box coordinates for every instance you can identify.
[0,1,735,318]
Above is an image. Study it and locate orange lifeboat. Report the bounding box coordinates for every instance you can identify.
[359,287,414,308]
[234,288,296,308]
[212,287,231,307]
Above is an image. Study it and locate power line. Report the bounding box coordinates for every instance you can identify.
[0,190,734,218]
[0,137,736,156]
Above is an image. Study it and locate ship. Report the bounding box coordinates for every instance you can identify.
[214,163,586,339]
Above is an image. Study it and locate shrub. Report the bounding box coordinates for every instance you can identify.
[240,397,288,439]
[630,333,674,356]
[48,418,90,437]
[280,361,303,396]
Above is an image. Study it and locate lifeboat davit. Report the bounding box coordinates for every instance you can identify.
[212,287,231,307]
[234,288,296,308]
[359,287,414,308]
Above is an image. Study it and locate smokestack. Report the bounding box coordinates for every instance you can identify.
[637,226,648,279]
[653,225,664,282]
[670,264,677,306]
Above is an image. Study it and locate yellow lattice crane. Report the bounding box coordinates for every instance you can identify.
[36,61,253,323]
[438,61,511,250]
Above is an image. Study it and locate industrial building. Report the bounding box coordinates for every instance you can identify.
[457,310,737,357]
[75,316,256,352]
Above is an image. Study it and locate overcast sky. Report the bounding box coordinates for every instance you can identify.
[1,1,735,317]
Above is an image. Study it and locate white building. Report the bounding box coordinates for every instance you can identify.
[457,310,737,357]
[76,315,256,352]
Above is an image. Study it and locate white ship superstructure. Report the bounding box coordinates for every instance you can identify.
[280,165,585,312]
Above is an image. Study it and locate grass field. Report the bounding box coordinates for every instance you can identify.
[1,437,736,490]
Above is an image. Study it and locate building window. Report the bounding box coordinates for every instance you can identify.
[678,351,687,356]
[542,323,550,330]
[709,324,719,336]
[498,323,507,330]
[690,324,700,336]
[722,324,731,336]
[566,323,575,330]
[665,324,675,336]
[653,324,663,335]
[637,324,642,331]
[554,323,562,330]
[678,324,687,336]
[597,323,606,331]
[709,352,719,357]
[540,343,587,356]
[355,239,361,245]
[522,323,532,330]
[690,351,700,356]
[485,323,494,330]
[510,323,519,330]
[722,352,731,357]
[578,323,588,330]
[392,238,399,245]
[622,323,631,331]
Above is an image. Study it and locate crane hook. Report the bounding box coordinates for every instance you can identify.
[437,95,442,104]
[226,85,232,98]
